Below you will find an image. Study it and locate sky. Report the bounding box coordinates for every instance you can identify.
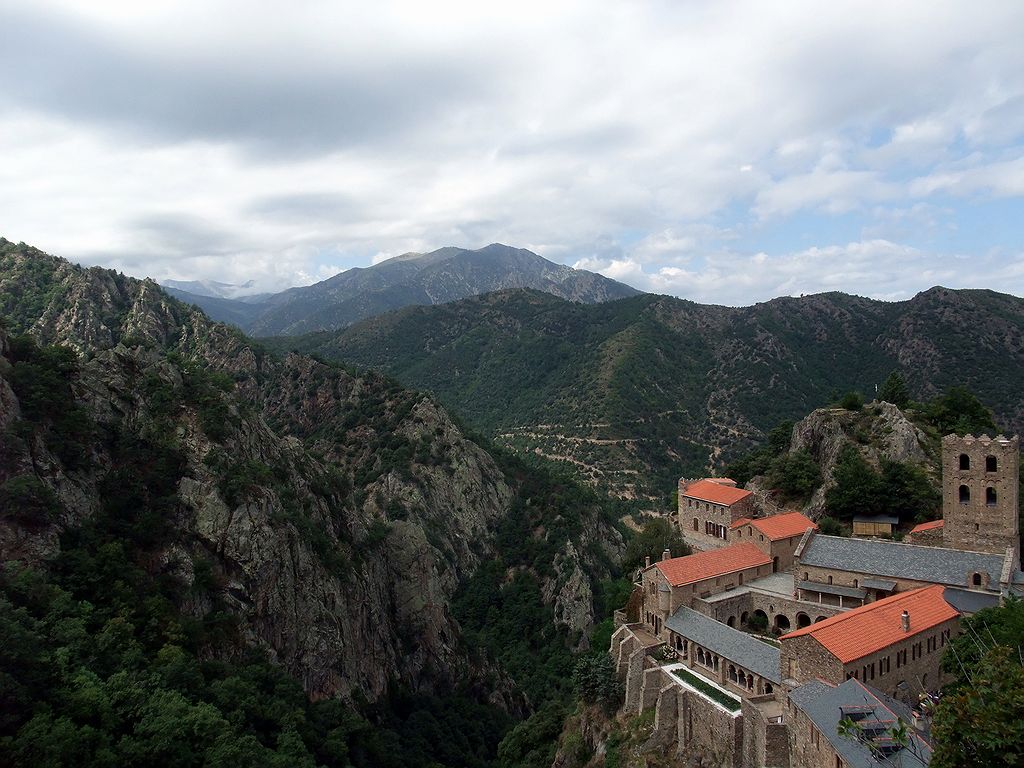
[1,0,1023,306]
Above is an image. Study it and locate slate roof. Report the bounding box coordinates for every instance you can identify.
[799,533,1004,589]
[665,606,781,683]
[943,587,1000,615]
[861,578,897,592]
[781,585,958,663]
[654,543,772,587]
[681,479,752,506]
[789,679,931,768]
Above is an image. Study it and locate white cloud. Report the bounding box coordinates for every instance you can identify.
[0,1,1021,302]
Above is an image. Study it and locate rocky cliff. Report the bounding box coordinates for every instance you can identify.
[0,239,623,709]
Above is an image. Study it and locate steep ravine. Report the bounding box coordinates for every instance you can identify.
[0,240,625,714]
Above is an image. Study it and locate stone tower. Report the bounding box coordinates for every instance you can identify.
[941,434,1019,555]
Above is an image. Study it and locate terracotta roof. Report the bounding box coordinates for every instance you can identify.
[681,479,752,505]
[909,519,944,534]
[780,585,959,663]
[654,543,772,587]
[736,512,817,541]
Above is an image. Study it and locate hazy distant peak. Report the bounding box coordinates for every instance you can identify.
[161,277,263,299]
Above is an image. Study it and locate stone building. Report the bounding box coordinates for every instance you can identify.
[794,530,1010,611]
[639,543,773,636]
[679,478,755,549]
[787,679,931,768]
[941,433,1020,554]
[779,585,958,701]
[731,511,817,571]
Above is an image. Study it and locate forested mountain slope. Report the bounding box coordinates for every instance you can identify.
[0,238,627,767]
[272,287,1024,503]
[166,243,640,336]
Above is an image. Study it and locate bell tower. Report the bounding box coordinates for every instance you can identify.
[941,434,1019,555]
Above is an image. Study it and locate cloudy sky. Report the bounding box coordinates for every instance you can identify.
[2,0,1023,305]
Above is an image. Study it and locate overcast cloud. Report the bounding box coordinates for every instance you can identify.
[1,0,1023,305]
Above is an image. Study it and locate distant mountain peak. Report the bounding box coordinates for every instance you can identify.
[168,243,641,336]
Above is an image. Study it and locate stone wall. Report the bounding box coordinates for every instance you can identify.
[676,686,744,767]
[904,525,944,547]
[741,696,790,768]
[779,634,844,686]
[786,698,842,768]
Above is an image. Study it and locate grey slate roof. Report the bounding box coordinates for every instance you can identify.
[798,580,867,599]
[861,578,897,591]
[800,533,1003,589]
[665,606,781,683]
[789,679,931,768]
[943,587,1000,615]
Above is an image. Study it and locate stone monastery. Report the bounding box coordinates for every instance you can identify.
[611,433,1022,767]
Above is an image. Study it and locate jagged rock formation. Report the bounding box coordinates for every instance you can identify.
[758,401,935,517]
[164,243,640,336]
[0,238,623,708]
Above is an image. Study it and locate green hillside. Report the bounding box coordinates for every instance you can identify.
[266,287,1024,504]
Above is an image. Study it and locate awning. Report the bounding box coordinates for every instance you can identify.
[861,578,897,592]
[797,580,866,599]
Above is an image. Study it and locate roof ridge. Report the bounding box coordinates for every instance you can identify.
[812,533,998,558]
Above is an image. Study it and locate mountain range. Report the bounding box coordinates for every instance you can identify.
[269,286,1024,503]
[162,243,640,336]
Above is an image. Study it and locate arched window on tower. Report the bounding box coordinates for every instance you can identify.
[960,454,970,470]
[986,455,998,472]
[986,487,997,507]
[959,485,970,504]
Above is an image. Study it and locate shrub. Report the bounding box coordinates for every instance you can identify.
[839,391,864,411]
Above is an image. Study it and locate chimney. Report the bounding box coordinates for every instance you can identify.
[901,610,910,632]
[645,555,651,569]
[662,548,671,562]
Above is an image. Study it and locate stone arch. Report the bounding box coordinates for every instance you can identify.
[986,487,997,506]
[960,453,970,470]
[987,455,998,472]
[815,616,827,623]
[775,614,791,633]
[972,572,982,587]
[740,611,749,626]
[764,682,774,695]
[959,484,970,503]
[796,612,811,628]
[729,664,738,683]
[752,609,768,631]
[727,615,736,628]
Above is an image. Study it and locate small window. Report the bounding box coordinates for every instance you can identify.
[959,484,970,503]
[986,455,997,472]
[960,453,970,470]
[853,579,858,588]
[828,575,833,585]
[986,487,997,506]
[972,573,982,586]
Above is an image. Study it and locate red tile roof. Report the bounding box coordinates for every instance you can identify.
[730,517,754,530]
[654,543,772,587]
[909,519,944,534]
[748,512,818,541]
[682,479,752,506]
[780,585,959,664]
